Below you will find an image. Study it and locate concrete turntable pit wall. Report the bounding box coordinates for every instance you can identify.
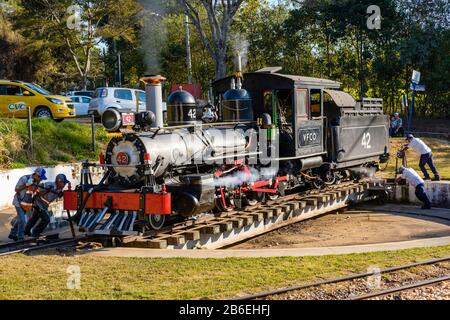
[391,181,450,208]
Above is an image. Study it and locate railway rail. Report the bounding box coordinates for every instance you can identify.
[0,179,386,254]
[0,236,88,257]
[234,256,450,300]
[120,179,387,250]
[349,275,450,300]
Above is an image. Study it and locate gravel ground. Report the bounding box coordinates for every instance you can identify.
[268,261,450,300]
[371,281,450,300]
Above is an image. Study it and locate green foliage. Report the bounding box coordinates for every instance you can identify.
[1,0,449,117]
[0,119,108,169]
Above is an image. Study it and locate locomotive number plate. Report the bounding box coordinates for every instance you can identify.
[122,113,136,126]
[298,128,321,147]
[116,152,130,165]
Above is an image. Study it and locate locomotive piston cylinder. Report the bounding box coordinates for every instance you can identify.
[300,156,323,171]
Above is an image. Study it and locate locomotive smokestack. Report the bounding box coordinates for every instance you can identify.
[140,75,166,128]
[234,52,243,90]
[235,51,242,75]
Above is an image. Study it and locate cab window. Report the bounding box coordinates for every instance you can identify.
[296,89,308,119]
[310,89,322,118]
[263,89,293,126]
[114,89,133,101]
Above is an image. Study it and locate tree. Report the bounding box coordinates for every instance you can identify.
[16,0,141,89]
[177,0,246,80]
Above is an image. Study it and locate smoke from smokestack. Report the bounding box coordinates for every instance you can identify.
[139,0,167,74]
[231,33,249,72]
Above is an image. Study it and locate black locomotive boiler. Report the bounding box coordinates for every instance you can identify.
[64,70,390,232]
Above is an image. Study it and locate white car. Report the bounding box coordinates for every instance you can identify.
[88,87,146,118]
[70,96,92,116]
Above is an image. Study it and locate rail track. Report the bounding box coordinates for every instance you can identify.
[349,275,450,300]
[120,179,386,249]
[234,256,450,300]
[1,179,386,254]
[0,236,89,257]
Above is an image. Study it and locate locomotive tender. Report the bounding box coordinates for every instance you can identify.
[64,67,390,233]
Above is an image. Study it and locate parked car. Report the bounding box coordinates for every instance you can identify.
[66,90,95,98]
[89,87,147,118]
[70,96,92,117]
[0,80,75,121]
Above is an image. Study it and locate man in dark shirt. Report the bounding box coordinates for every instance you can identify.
[24,174,70,238]
[9,167,47,241]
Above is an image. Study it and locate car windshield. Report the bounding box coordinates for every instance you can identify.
[24,83,51,95]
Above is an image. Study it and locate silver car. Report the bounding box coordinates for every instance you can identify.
[88,87,146,118]
[70,96,92,116]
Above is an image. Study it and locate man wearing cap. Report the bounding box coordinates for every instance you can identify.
[8,167,47,241]
[404,134,440,181]
[24,174,70,238]
[397,167,432,209]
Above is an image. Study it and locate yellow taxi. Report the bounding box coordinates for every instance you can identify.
[0,80,76,121]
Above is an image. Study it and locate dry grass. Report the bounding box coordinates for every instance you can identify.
[0,245,450,300]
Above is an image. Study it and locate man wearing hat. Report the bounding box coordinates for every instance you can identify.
[8,167,47,241]
[24,174,70,238]
[397,166,432,209]
[404,134,440,181]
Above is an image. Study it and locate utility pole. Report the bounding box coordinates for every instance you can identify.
[113,39,122,87]
[118,52,122,87]
[102,47,107,87]
[185,14,193,84]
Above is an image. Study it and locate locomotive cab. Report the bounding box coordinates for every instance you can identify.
[213,70,338,164]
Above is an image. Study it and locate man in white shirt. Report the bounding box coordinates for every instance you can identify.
[404,134,440,181]
[397,166,431,209]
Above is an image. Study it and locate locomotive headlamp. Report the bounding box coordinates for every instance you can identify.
[102,109,156,132]
[102,109,123,132]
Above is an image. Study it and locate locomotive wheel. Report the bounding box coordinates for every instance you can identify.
[215,186,236,212]
[146,214,166,230]
[323,170,337,185]
[313,177,325,190]
[215,197,234,212]
[245,192,265,206]
[267,193,279,201]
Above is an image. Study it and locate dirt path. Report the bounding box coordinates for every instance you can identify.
[0,208,15,243]
[233,209,450,249]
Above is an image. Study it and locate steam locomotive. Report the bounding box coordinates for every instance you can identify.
[64,67,390,233]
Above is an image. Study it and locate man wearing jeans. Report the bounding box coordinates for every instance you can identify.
[398,166,432,209]
[25,174,70,238]
[9,167,47,241]
[404,134,440,181]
